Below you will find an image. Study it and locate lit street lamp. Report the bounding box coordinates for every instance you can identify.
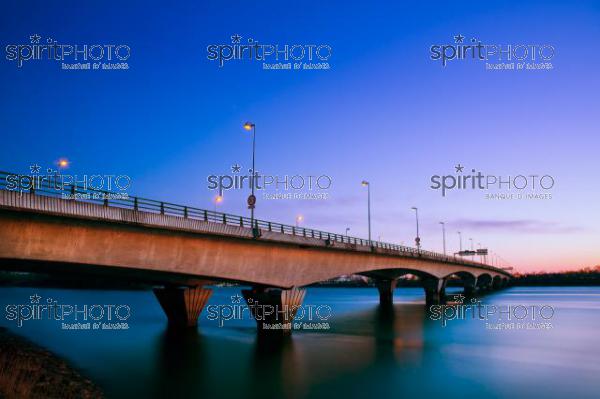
[295,215,303,227]
[213,194,223,213]
[411,207,420,250]
[361,181,371,245]
[58,158,69,169]
[439,222,446,255]
[243,122,257,226]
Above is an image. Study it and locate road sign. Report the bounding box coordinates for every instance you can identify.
[458,250,476,256]
[476,248,488,255]
[247,194,256,209]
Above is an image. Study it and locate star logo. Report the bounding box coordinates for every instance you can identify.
[452,294,465,304]
[454,34,465,44]
[30,294,41,304]
[30,164,41,174]
[231,294,243,303]
[231,164,241,173]
[231,34,242,44]
[455,164,464,173]
[30,34,41,44]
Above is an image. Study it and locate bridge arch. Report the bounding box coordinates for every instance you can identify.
[476,273,493,290]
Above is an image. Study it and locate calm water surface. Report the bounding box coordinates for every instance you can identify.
[1,286,599,399]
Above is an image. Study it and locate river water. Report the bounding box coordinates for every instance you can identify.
[0,286,598,399]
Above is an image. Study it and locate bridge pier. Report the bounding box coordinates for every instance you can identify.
[242,287,306,334]
[492,277,503,290]
[153,286,212,328]
[423,278,447,306]
[375,279,397,307]
[464,277,478,296]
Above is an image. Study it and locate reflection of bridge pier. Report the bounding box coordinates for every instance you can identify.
[154,326,208,397]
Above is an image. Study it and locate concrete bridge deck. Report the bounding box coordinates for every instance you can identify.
[0,173,512,332]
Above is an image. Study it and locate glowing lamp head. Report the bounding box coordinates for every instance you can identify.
[296,215,303,222]
[58,158,69,168]
[243,122,254,131]
[361,180,369,187]
[215,195,223,203]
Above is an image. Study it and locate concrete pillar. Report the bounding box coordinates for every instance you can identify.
[464,277,478,296]
[422,278,446,306]
[492,277,502,290]
[242,287,306,334]
[153,285,212,327]
[375,279,397,307]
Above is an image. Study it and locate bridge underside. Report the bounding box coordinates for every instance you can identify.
[0,210,508,288]
[0,207,511,332]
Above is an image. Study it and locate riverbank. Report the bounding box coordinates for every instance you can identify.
[0,327,103,399]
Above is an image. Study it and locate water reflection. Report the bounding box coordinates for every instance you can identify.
[154,327,207,397]
[0,287,599,399]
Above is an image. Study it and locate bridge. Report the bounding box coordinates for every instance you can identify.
[0,171,511,333]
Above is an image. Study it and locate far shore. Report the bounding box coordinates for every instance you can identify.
[1,269,599,289]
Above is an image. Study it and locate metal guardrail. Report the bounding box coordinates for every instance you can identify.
[0,170,506,273]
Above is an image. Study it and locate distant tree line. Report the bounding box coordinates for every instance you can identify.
[512,267,600,286]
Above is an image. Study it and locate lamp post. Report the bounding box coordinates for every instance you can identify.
[411,207,420,250]
[295,215,303,227]
[214,194,223,213]
[457,231,463,253]
[345,227,350,237]
[439,222,446,255]
[469,238,474,259]
[243,122,256,226]
[361,181,371,245]
[58,158,69,169]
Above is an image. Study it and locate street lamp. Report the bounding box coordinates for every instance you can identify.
[457,231,462,252]
[469,238,474,259]
[345,227,350,237]
[295,215,303,227]
[58,158,69,169]
[439,222,446,255]
[213,194,223,213]
[243,122,256,226]
[411,207,420,250]
[361,181,371,245]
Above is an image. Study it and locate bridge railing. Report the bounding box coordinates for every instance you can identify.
[0,170,499,271]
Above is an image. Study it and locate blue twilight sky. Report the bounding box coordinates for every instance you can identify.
[1,0,599,272]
